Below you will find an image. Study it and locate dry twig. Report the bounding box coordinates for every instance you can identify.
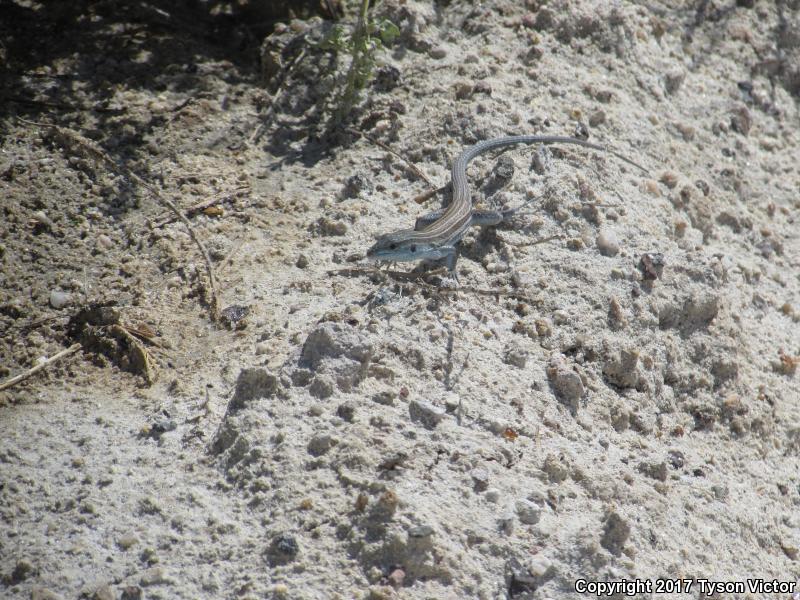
[152,185,250,227]
[415,281,543,305]
[328,265,448,282]
[411,186,446,205]
[0,343,82,392]
[347,127,436,188]
[250,46,308,144]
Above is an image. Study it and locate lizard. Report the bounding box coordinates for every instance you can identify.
[366,135,647,272]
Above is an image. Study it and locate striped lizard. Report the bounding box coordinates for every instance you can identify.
[366,135,646,271]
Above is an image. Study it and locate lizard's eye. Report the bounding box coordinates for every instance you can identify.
[389,243,397,250]
[410,245,416,253]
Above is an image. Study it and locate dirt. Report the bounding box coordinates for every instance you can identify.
[1,1,799,599]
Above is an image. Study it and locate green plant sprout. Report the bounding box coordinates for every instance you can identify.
[319,0,399,125]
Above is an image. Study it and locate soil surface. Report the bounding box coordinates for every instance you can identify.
[2,1,800,599]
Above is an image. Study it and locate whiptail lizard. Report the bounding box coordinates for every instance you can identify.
[366,135,647,271]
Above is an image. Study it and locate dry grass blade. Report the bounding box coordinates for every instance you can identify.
[0,343,82,392]
[152,185,250,228]
[347,127,436,189]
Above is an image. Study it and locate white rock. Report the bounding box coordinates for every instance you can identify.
[528,555,553,577]
[515,499,542,524]
[49,290,71,309]
[596,228,620,256]
[484,488,501,503]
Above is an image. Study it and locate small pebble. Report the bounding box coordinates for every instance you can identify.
[664,70,685,95]
[542,453,569,483]
[675,122,696,141]
[49,290,71,309]
[408,399,446,428]
[139,566,168,586]
[608,296,627,329]
[712,484,729,500]
[694,179,710,196]
[408,525,434,538]
[485,420,507,435]
[307,434,336,456]
[454,82,473,100]
[378,452,406,473]
[146,418,177,440]
[527,485,547,504]
[527,555,553,577]
[268,533,300,565]
[730,105,752,135]
[374,490,398,518]
[781,542,799,560]
[120,586,142,600]
[308,375,335,399]
[336,402,356,422]
[289,19,308,33]
[428,46,447,59]
[96,234,113,250]
[341,174,372,199]
[316,217,348,236]
[660,171,679,189]
[596,229,620,256]
[498,511,515,535]
[373,65,401,92]
[471,467,490,492]
[503,344,528,368]
[642,179,660,196]
[506,558,536,588]
[492,155,515,182]
[473,81,492,96]
[600,512,630,556]
[588,110,606,127]
[485,261,509,274]
[8,559,35,584]
[639,252,665,280]
[566,237,584,251]
[92,585,115,600]
[547,356,585,408]
[524,45,544,63]
[387,567,405,587]
[515,499,542,524]
[484,488,501,503]
[534,319,552,337]
[531,145,552,174]
[372,391,395,406]
[31,210,55,230]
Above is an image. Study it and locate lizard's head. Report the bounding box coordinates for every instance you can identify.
[366,229,424,263]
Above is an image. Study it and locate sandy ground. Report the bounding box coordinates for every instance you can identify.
[1,0,800,598]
